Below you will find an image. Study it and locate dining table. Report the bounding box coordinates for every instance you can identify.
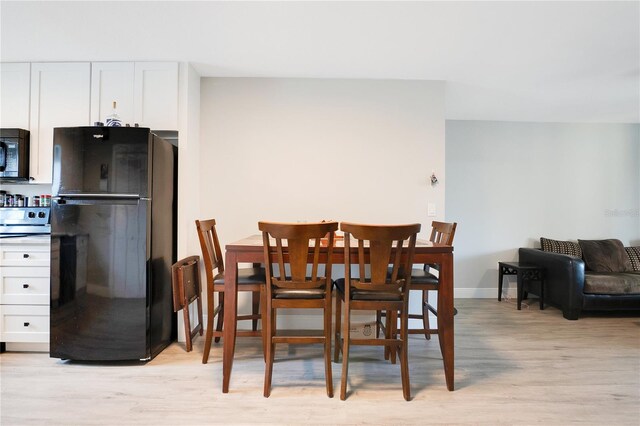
[221,234,455,393]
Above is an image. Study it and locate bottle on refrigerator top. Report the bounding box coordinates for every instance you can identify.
[105,101,122,127]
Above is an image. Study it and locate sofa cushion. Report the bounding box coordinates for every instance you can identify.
[540,237,582,258]
[583,272,640,295]
[625,247,640,271]
[578,239,633,272]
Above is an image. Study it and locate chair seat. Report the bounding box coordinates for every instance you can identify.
[335,278,403,301]
[387,267,439,285]
[273,288,326,299]
[214,267,266,285]
[409,269,439,285]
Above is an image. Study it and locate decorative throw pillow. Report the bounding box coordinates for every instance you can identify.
[578,239,632,272]
[540,237,583,258]
[625,247,640,271]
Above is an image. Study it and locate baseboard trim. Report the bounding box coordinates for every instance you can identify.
[4,342,49,353]
[456,287,517,299]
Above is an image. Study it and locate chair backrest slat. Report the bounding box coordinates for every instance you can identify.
[358,239,366,282]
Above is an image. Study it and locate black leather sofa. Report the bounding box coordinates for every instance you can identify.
[519,248,640,320]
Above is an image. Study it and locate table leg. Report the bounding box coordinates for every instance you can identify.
[222,251,239,393]
[438,253,455,391]
[539,279,544,310]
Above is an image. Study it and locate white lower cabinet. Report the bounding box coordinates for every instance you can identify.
[0,267,49,305]
[0,236,50,349]
[0,305,49,343]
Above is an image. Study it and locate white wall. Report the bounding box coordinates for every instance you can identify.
[175,63,201,342]
[199,78,445,326]
[446,120,640,298]
[177,63,201,259]
[199,78,445,244]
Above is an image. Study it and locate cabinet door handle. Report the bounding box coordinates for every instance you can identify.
[23,322,30,327]
[23,284,29,289]
[23,253,30,258]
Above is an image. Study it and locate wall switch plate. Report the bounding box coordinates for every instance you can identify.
[428,203,436,217]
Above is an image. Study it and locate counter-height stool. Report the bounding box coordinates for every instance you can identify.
[259,221,338,398]
[334,222,421,401]
[377,221,457,352]
[196,219,266,364]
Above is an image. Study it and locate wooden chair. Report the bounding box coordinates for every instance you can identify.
[409,221,457,339]
[196,219,265,364]
[259,221,339,398]
[171,255,204,352]
[377,221,457,342]
[334,222,421,401]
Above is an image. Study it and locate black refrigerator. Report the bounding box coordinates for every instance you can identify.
[50,126,177,361]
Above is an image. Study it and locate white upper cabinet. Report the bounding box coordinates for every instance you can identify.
[134,62,179,130]
[91,62,135,125]
[30,63,91,183]
[91,62,178,130]
[4,61,177,183]
[0,63,31,129]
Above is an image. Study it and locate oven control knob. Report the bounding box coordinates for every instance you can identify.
[28,211,36,218]
[38,212,46,218]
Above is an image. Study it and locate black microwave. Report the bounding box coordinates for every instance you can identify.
[0,129,30,181]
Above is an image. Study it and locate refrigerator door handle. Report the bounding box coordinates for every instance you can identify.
[53,197,141,206]
[56,193,140,199]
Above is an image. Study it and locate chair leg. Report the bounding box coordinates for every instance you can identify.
[375,310,382,338]
[340,305,350,401]
[399,307,411,401]
[261,287,267,362]
[183,305,193,352]
[422,290,431,340]
[324,298,334,398]
[333,295,342,363]
[384,310,391,361]
[202,292,215,364]
[196,291,204,337]
[252,290,260,331]
[263,304,275,398]
[387,310,397,364]
[214,293,224,343]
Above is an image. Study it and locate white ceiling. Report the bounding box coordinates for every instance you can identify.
[1,1,639,123]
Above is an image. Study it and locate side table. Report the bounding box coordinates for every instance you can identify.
[498,262,545,310]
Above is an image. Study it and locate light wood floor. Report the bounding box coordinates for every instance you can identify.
[1,298,639,425]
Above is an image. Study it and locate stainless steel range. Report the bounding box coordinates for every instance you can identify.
[0,207,51,237]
